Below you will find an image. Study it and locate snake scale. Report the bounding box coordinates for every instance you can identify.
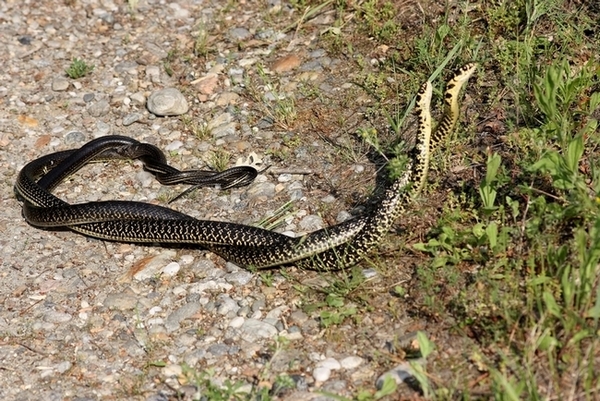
[15,64,476,270]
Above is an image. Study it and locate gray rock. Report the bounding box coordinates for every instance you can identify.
[43,311,73,323]
[229,27,251,41]
[225,270,254,286]
[216,295,239,316]
[95,121,111,136]
[240,318,278,342]
[64,131,86,144]
[103,292,138,310]
[211,122,237,138]
[52,77,69,91]
[207,343,229,356]
[299,214,324,232]
[340,356,363,370]
[165,302,202,332]
[147,87,188,116]
[123,112,141,126]
[83,93,95,102]
[88,100,110,117]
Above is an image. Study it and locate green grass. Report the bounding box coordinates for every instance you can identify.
[65,57,94,79]
[281,0,599,399]
[112,0,599,399]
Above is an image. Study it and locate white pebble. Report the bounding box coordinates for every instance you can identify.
[341,356,363,369]
[229,316,245,328]
[162,262,181,276]
[316,357,341,370]
[313,366,331,382]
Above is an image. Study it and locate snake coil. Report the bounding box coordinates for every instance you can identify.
[15,64,476,269]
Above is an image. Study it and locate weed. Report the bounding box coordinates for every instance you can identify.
[207,149,231,172]
[65,58,94,79]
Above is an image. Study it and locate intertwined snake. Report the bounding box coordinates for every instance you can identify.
[15,64,476,270]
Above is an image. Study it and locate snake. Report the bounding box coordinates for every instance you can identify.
[14,63,476,270]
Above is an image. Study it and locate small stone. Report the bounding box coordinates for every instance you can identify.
[299,215,324,232]
[162,262,181,277]
[95,121,111,136]
[317,358,341,371]
[122,113,141,126]
[278,174,292,183]
[224,270,254,286]
[240,319,278,342]
[52,77,69,91]
[88,100,110,117]
[147,88,188,116]
[340,356,363,370]
[207,343,229,356]
[229,316,245,328]
[64,131,86,145]
[362,268,378,279]
[211,122,237,138]
[164,141,183,151]
[165,302,202,332]
[130,92,146,106]
[272,54,301,73]
[216,92,239,106]
[194,73,219,95]
[313,366,331,382]
[136,170,155,188]
[83,93,95,102]
[162,364,182,377]
[103,292,138,310]
[133,251,177,280]
[336,211,352,223]
[216,295,239,316]
[229,27,251,41]
[56,361,72,374]
[43,311,73,323]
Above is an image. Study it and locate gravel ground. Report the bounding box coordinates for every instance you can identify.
[0,1,462,399]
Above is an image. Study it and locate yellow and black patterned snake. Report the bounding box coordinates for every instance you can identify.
[15,64,476,270]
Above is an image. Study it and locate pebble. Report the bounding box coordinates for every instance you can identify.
[129,93,145,106]
[87,100,110,117]
[43,311,73,323]
[299,215,324,232]
[224,270,254,286]
[83,93,95,102]
[336,211,352,223]
[56,361,72,374]
[52,77,69,91]
[229,27,251,40]
[147,88,188,116]
[64,131,86,144]
[95,121,111,136]
[229,316,245,328]
[340,356,363,369]
[122,112,141,126]
[133,251,178,280]
[162,262,181,277]
[165,302,202,332]
[216,295,239,316]
[164,140,183,151]
[212,122,237,138]
[240,319,278,342]
[103,292,138,310]
[272,54,301,73]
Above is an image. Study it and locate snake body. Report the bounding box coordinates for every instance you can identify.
[15,64,476,269]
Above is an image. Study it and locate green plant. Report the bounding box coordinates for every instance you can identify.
[65,57,94,79]
[207,149,231,172]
